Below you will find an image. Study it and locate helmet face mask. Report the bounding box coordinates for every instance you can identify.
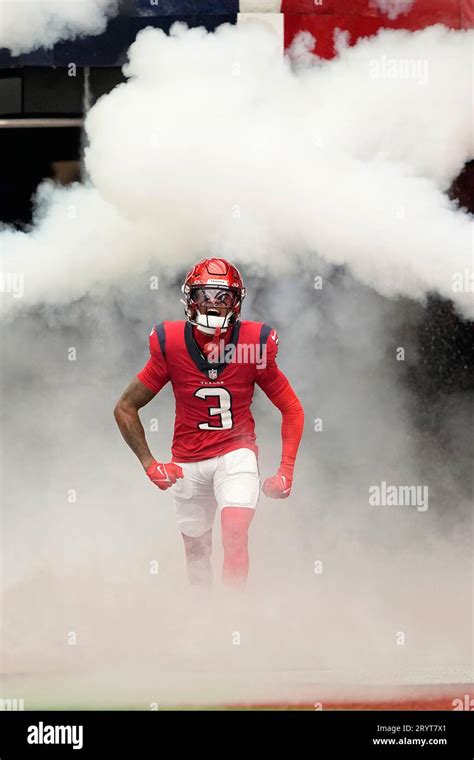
[181,259,246,331]
[192,287,238,309]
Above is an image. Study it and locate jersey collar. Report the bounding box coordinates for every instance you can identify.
[184,320,241,379]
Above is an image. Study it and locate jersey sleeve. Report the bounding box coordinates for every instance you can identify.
[255,326,286,396]
[256,326,305,477]
[136,324,170,394]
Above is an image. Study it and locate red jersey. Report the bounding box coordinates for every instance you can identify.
[137,319,288,462]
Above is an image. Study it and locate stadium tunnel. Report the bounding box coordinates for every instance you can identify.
[0,0,473,395]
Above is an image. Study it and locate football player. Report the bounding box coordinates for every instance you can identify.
[114,258,304,589]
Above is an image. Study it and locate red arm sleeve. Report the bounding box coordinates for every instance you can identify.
[256,329,304,478]
[136,326,170,394]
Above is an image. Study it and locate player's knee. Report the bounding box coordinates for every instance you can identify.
[221,514,252,553]
[181,531,212,560]
[222,525,247,548]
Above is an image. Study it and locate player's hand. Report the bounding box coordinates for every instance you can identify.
[146,460,184,490]
[262,470,293,499]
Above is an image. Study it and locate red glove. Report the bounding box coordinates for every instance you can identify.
[262,469,293,499]
[146,460,184,490]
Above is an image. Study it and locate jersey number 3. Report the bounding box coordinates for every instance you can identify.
[194,387,233,430]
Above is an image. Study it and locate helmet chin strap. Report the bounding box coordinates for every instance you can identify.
[195,323,224,335]
[194,311,230,358]
[195,311,230,332]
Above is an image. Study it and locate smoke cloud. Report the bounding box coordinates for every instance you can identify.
[373,0,415,21]
[0,0,119,55]
[2,23,472,318]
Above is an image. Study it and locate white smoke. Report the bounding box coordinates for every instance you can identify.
[2,269,472,705]
[85,22,472,313]
[0,0,119,55]
[373,0,415,21]
[1,22,472,318]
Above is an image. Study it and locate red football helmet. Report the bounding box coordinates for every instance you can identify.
[181,258,246,331]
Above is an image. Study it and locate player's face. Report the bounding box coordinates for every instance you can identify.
[192,287,237,317]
